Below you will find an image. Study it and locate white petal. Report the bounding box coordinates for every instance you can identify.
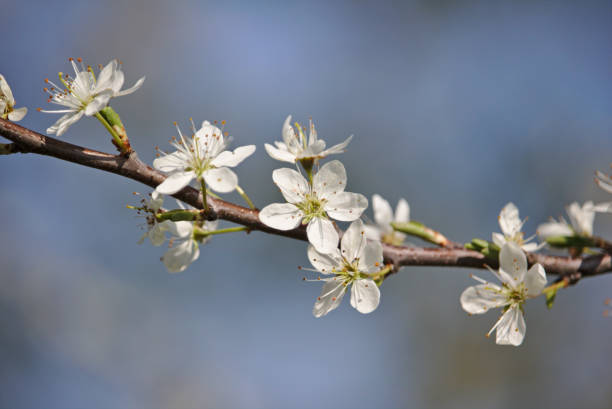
[149,221,170,246]
[524,263,547,297]
[0,74,14,102]
[307,245,343,274]
[340,219,367,263]
[155,171,195,195]
[282,115,299,149]
[306,217,339,254]
[84,90,112,116]
[521,242,545,252]
[272,168,309,204]
[460,283,507,314]
[259,203,303,230]
[495,305,526,346]
[492,232,507,247]
[211,145,256,168]
[320,135,353,156]
[8,107,27,121]
[167,221,194,238]
[153,151,188,173]
[350,279,380,314]
[47,110,84,136]
[114,76,145,97]
[566,202,594,236]
[312,277,347,318]
[264,143,296,163]
[358,240,384,274]
[536,221,573,239]
[203,167,238,193]
[364,224,383,241]
[499,242,527,287]
[325,192,368,222]
[313,160,347,200]
[372,194,393,227]
[591,201,612,213]
[394,198,410,223]
[162,239,199,273]
[94,60,117,91]
[498,202,521,236]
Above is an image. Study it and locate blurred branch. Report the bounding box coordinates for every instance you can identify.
[1,118,610,282]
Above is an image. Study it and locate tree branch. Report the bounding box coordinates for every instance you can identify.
[1,118,610,281]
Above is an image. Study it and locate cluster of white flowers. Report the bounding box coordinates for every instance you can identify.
[8,58,609,346]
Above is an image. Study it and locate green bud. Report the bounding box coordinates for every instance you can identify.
[545,235,595,248]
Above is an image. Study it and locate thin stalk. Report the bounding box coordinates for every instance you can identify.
[94,112,125,152]
[236,185,255,209]
[199,177,209,211]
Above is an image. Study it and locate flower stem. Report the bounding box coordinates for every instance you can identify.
[193,225,249,241]
[236,185,255,209]
[391,221,450,247]
[95,111,126,153]
[199,177,209,211]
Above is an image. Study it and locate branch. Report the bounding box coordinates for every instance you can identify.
[1,118,610,281]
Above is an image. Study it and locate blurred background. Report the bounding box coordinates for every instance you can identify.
[1,0,612,408]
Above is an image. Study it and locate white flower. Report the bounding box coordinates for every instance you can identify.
[264,115,352,163]
[307,220,384,317]
[0,74,27,121]
[162,218,219,273]
[136,191,172,246]
[460,242,547,346]
[364,194,409,245]
[40,58,145,136]
[492,202,543,252]
[154,120,256,195]
[537,201,612,239]
[595,170,612,194]
[259,160,367,253]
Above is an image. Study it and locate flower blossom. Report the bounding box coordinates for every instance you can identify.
[259,160,367,253]
[135,191,172,246]
[537,201,612,239]
[364,194,410,245]
[264,115,352,164]
[0,74,27,121]
[595,170,612,194]
[460,242,546,346]
[40,58,145,136]
[162,218,219,273]
[154,120,256,195]
[307,220,384,317]
[492,202,543,252]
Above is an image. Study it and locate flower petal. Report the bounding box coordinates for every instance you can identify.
[325,192,368,222]
[499,242,527,287]
[320,134,353,156]
[341,219,367,263]
[307,217,339,254]
[8,107,27,121]
[211,145,256,168]
[149,221,170,246]
[524,263,546,297]
[307,245,342,275]
[313,160,347,200]
[272,168,309,204]
[155,171,195,195]
[153,151,188,173]
[460,283,507,314]
[203,167,238,193]
[536,221,573,239]
[167,221,193,238]
[395,198,410,223]
[162,239,199,273]
[264,143,296,163]
[492,232,507,247]
[495,305,526,346]
[312,277,347,318]
[350,279,380,314]
[47,110,84,136]
[498,202,522,236]
[0,74,14,102]
[282,115,300,151]
[358,240,384,274]
[566,202,594,236]
[84,89,113,116]
[372,194,393,228]
[259,203,303,230]
[114,76,145,97]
